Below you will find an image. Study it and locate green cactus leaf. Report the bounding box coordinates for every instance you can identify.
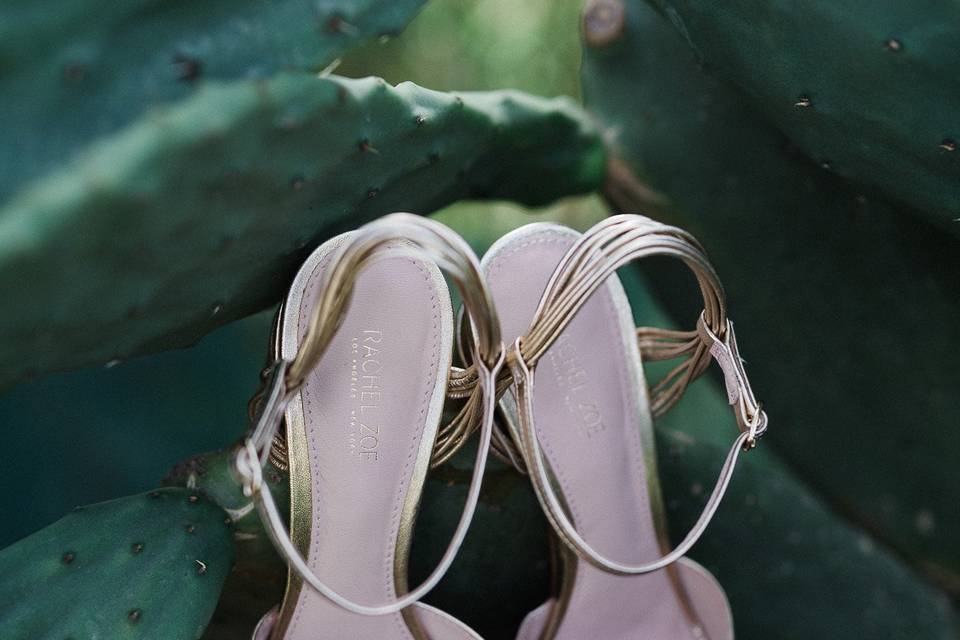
[163,448,289,637]
[163,448,288,579]
[641,0,960,235]
[0,73,605,387]
[0,488,234,639]
[581,0,960,602]
[0,0,426,201]
[0,311,273,549]
[657,427,957,640]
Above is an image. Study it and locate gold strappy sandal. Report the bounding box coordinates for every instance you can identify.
[452,214,767,639]
[233,213,504,640]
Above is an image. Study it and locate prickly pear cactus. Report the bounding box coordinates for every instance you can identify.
[0,73,604,387]
[641,0,960,234]
[0,0,426,201]
[581,0,960,607]
[0,488,233,639]
[163,448,290,638]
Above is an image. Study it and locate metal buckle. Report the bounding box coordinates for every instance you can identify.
[739,397,768,450]
[699,313,768,450]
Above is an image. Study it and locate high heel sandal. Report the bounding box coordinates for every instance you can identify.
[234,213,504,640]
[455,214,767,639]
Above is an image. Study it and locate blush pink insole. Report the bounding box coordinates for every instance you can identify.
[482,224,733,640]
[273,237,480,640]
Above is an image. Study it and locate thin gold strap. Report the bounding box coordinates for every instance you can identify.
[232,213,505,615]
[260,287,496,471]
[445,215,763,469]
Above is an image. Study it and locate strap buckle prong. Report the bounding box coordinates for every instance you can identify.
[739,398,766,450]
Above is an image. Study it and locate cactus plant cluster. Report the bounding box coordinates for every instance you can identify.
[580,0,960,626]
[1,0,957,638]
[657,428,956,639]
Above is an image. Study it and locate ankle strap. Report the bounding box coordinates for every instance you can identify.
[509,214,767,574]
[232,213,505,615]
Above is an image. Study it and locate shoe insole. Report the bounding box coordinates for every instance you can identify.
[482,224,731,640]
[274,238,479,640]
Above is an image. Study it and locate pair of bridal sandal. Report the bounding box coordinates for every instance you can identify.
[232,213,767,639]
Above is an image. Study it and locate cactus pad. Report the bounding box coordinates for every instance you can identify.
[0,488,233,639]
[642,0,960,234]
[163,448,289,638]
[0,0,426,200]
[0,73,605,387]
[581,0,960,600]
[658,427,956,639]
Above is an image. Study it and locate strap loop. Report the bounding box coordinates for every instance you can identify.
[504,214,767,574]
[287,214,501,390]
[698,313,768,445]
[232,213,504,616]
